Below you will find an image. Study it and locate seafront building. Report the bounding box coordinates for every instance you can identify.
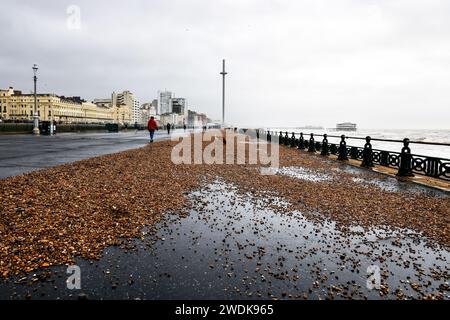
[335,122,357,131]
[145,89,213,127]
[1,85,215,128]
[143,92,189,127]
[170,98,186,115]
[158,90,172,114]
[159,112,186,127]
[158,96,188,126]
[1,87,131,125]
[140,100,159,125]
[187,110,210,127]
[113,91,140,124]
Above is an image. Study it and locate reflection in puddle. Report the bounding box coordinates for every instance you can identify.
[0,180,448,300]
[333,165,444,195]
[184,181,449,299]
[350,176,436,194]
[351,177,402,192]
[332,166,366,175]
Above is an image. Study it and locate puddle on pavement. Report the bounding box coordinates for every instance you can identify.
[332,165,367,175]
[349,173,444,195]
[334,164,449,196]
[0,180,448,300]
[351,177,406,193]
[262,166,331,182]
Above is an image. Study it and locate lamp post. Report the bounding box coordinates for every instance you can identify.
[49,96,54,135]
[32,64,40,135]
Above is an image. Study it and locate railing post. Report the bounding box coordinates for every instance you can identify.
[279,131,283,145]
[256,129,260,140]
[298,132,305,149]
[290,132,296,148]
[397,138,414,177]
[267,130,271,142]
[320,134,330,156]
[284,131,289,146]
[308,133,316,152]
[361,136,374,167]
[337,135,348,160]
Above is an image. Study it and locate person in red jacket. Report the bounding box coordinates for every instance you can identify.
[147,116,158,142]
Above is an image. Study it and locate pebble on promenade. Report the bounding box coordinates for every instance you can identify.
[0,132,448,279]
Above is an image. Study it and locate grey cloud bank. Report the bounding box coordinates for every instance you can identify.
[1,0,449,129]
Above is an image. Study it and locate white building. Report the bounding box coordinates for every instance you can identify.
[140,101,159,125]
[159,112,186,127]
[336,122,357,131]
[158,90,172,114]
[133,99,140,124]
[113,90,140,124]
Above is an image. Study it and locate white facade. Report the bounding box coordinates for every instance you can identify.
[159,112,186,126]
[114,90,140,124]
[140,102,158,125]
[336,122,357,131]
[159,90,172,114]
[133,99,140,124]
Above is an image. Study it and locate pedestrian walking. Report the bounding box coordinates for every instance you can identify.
[183,123,186,132]
[167,123,171,135]
[147,116,158,143]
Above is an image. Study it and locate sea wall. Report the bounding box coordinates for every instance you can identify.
[0,123,114,134]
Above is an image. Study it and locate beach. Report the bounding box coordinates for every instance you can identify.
[0,131,448,299]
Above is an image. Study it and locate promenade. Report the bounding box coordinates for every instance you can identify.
[0,130,187,179]
[0,131,448,300]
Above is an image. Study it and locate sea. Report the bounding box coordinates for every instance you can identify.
[266,128,450,159]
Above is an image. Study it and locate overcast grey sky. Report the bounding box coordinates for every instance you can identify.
[1,0,449,129]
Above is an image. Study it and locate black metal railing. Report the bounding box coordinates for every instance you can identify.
[258,130,450,182]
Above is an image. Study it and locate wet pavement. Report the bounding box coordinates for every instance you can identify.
[0,179,448,300]
[0,130,188,179]
[266,162,445,195]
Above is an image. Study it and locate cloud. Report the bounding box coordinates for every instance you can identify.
[1,0,449,128]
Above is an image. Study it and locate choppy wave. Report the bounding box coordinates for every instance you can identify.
[266,128,450,159]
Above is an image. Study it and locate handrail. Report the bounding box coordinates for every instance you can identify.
[348,145,450,162]
[252,129,450,182]
[274,131,450,147]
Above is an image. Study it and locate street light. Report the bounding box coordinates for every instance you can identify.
[32,64,40,135]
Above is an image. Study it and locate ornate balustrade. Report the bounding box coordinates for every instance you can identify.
[259,130,450,181]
